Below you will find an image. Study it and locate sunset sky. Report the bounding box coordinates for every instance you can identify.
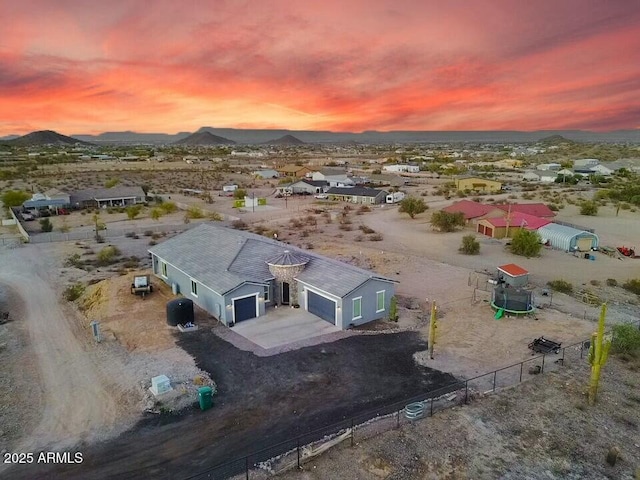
[1,0,639,136]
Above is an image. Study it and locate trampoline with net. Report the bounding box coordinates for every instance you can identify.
[491,286,535,315]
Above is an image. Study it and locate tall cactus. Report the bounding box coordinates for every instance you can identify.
[588,303,612,405]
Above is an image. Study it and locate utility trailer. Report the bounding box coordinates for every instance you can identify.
[528,336,562,354]
[131,275,153,297]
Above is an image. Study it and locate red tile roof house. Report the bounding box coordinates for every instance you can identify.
[441,200,506,224]
[477,212,551,238]
[494,203,557,218]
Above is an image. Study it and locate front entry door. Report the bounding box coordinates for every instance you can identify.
[282,282,290,305]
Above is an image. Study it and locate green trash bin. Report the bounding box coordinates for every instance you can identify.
[198,386,213,411]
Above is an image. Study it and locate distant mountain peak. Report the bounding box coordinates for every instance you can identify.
[263,134,305,145]
[172,130,236,145]
[5,130,93,146]
[538,134,576,145]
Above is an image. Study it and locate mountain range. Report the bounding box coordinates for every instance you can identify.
[3,127,639,146]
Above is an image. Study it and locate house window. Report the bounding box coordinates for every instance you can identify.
[352,297,362,320]
[376,291,385,313]
[161,262,167,278]
[191,280,198,297]
[264,286,270,302]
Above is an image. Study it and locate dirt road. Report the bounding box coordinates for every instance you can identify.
[0,246,126,456]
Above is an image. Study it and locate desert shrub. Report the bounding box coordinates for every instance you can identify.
[148,240,157,246]
[159,201,177,214]
[125,231,136,238]
[187,206,205,219]
[620,202,631,210]
[96,245,121,266]
[233,189,247,199]
[580,201,598,216]
[459,235,480,255]
[359,225,375,234]
[622,279,640,295]
[358,205,371,213]
[63,283,85,302]
[64,253,83,268]
[399,196,428,219]
[510,229,542,257]
[611,323,640,357]
[430,211,465,232]
[125,205,142,220]
[231,219,248,230]
[369,233,383,241]
[606,278,618,287]
[40,218,53,232]
[589,280,601,286]
[301,230,309,237]
[104,178,120,188]
[548,204,559,211]
[547,279,573,294]
[354,235,364,242]
[209,211,223,221]
[338,223,352,231]
[144,230,154,236]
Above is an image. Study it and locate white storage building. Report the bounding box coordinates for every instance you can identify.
[537,223,599,252]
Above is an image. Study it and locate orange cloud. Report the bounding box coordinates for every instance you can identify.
[0,0,639,136]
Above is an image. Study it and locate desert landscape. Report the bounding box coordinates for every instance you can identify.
[1,135,639,480]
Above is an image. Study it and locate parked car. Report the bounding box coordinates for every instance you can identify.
[314,193,328,199]
[57,208,70,215]
[20,212,35,221]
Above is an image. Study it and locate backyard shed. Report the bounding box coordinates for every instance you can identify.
[537,223,599,252]
[497,264,529,287]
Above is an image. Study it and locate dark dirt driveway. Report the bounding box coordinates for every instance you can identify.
[11,330,456,480]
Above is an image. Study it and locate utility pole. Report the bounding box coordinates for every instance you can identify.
[428,300,437,359]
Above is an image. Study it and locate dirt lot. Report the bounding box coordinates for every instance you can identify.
[9,329,457,479]
[279,356,640,480]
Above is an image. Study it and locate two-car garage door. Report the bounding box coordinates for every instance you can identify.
[307,290,336,325]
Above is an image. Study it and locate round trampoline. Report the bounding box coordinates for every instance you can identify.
[491,286,535,315]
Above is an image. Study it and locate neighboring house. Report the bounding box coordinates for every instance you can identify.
[573,159,599,170]
[70,186,146,208]
[253,169,279,179]
[312,169,354,187]
[537,163,561,171]
[454,176,502,193]
[494,203,556,218]
[368,174,406,188]
[148,224,396,329]
[522,171,541,182]
[607,159,640,173]
[382,164,420,173]
[288,179,328,195]
[441,200,505,224]
[476,212,551,238]
[589,164,613,176]
[23,189,71,212]
[326,187,387,204]
[524,170,557,182]
[276,164,314,178]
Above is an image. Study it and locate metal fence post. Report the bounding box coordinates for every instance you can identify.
[430,396,434,416]
[561,347,565,365]
[541,354,545,373]
[464,380,468,404]
[396,409,400,429]
[580,342,584,359]
[297,437,301,469]
[493,371,497,392]
[351,418,354,447]
[245,457,249,480]
[519,362,523,382]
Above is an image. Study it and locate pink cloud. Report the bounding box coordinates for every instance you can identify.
[0,0,639,135]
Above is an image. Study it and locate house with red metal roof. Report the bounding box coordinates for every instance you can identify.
[441,200,505,224]
[494,203,556,218]
[477,212,551,238]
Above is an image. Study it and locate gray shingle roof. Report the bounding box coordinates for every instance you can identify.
[70,186,145,203]
[148,223,395,297]
[326,187,386,197]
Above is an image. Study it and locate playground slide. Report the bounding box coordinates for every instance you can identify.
[494,308,505,320]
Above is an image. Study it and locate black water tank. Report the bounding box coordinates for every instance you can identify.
[166,298,194,326]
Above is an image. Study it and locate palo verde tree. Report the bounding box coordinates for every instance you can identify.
[1,190,30,208]
[126,205,142,220]
[398,196,428,219]
[509,229,542,257]
[430,210,465,232]
[580,201,599,216]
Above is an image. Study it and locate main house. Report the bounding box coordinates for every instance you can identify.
[148,224,396,329]
[326,187,388,204]
[70,186,146,208]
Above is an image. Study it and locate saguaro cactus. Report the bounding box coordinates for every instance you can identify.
[588,303,612,405]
